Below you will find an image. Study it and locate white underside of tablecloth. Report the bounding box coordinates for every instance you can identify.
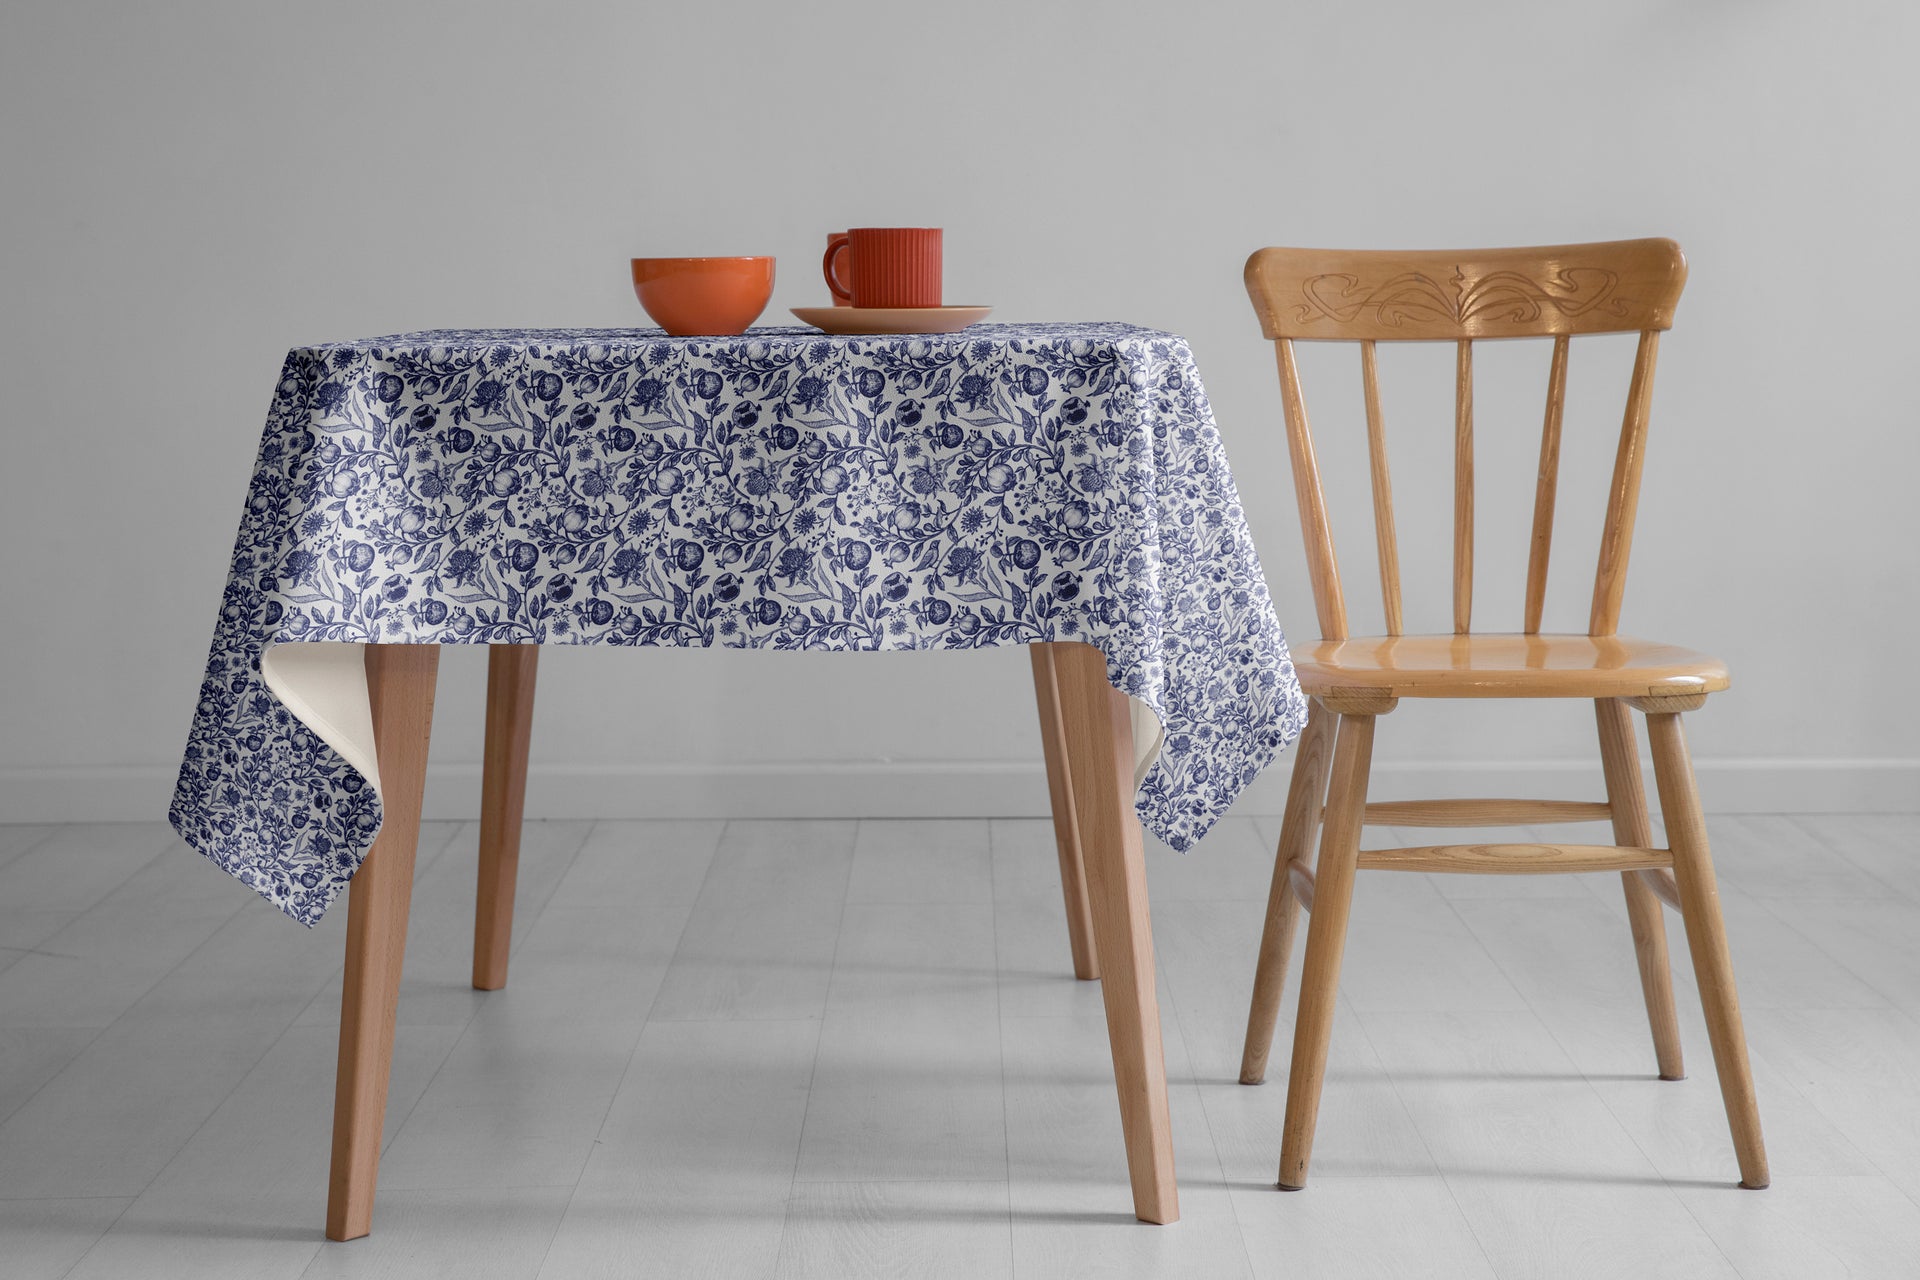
[260,643,382,792]
[259,641,1164,814]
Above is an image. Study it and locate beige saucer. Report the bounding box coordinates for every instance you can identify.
[791,305,993,335]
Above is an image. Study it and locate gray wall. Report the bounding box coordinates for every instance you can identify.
[3,0,1914,822]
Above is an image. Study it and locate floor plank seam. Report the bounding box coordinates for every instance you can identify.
[984,821,1019,1280]
[528,817,732,1278]
[771,819,860,1273]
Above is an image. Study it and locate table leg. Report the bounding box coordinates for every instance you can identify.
[1051,642,1178,1225]
[326,643,439,1242]
[1029,642,1099,981]
[474,644,538,991]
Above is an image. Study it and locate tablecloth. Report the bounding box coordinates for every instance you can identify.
[170,323,1307,924]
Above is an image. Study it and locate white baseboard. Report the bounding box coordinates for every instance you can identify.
[1,757,1914,826]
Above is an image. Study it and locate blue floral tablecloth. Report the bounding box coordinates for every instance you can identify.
[171,323,1307,925]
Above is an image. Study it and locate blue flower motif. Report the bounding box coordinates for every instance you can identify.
[794,376,830,412]
[944,545,984,580]
[610,548,646,584]
[958,373,991,409]
[635,378,668,411]
[775,546,811,580]
[446,549,482,584]
[474,380,507,411]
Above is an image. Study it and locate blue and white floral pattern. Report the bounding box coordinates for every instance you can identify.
[171,324,1306,925]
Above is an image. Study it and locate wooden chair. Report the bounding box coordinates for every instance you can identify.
[1236,239,1768,1192]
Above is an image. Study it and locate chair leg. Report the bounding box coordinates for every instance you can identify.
[1241,699,1334,1084]
[327,644,439,1241]
[1052,642,1178,1225]
[1278,712,1376,1190]
[1595,698,1685,1080]
[1030,642,1099,981]
[474,644,538,991]
[1644,710,1770,1189]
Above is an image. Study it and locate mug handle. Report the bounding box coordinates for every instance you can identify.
[823,233,853,305]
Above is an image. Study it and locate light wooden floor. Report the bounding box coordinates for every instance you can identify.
[1,812,1917,1278]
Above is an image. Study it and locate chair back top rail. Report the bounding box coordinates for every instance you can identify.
[1244,239,1687,642]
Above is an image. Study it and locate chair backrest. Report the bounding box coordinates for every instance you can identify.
[1244,239,1687,642]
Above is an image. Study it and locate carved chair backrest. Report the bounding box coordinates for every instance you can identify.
[1243,240,1688,642]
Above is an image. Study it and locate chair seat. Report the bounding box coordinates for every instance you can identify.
[1295,633,1729,700]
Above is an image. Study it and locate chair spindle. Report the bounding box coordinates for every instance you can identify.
[1590,331,1661,636]
[1359,341,1402,635]
[1525,336,1571,634]
[1276,339,1348,640]
[1453,340,1474,634]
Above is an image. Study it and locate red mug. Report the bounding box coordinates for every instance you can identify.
[824,227,942,308]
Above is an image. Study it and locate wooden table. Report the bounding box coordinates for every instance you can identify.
[323,639,1178,1239]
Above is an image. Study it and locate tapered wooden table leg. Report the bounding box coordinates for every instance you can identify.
[474,644,538,991]
[1051,642,1178,1225]
[326,643,439,1242]
[1030,642,1099,981]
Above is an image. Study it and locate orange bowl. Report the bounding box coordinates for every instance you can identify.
[630,257,775,336]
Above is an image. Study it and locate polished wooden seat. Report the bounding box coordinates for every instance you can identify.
[1238,239,1768,1195]
[1295,633,1729,701]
